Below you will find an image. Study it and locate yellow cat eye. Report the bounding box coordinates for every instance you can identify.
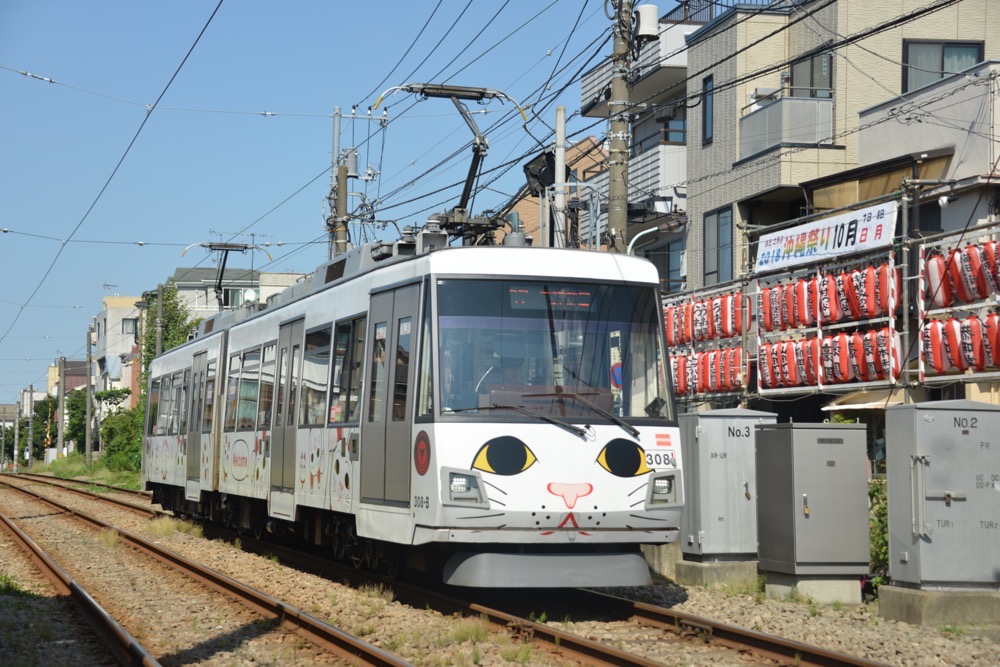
[597,439,653,478]
[471,436,538,475]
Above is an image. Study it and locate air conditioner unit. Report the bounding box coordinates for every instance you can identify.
[654,103,679,124]
[751,87,779,101]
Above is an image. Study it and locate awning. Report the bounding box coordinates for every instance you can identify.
[821,387,924,411]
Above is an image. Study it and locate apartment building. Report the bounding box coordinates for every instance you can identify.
[93,294,142,394]
[684,0,999,290]
[169,267,307,322]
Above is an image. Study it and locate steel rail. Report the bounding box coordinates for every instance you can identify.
[0,508,159,666]
[582,589,887,667]
[8,472,160,518]
[0,479,412,667]
[11,471,152,498]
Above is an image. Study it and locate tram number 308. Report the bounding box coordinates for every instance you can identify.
[645,452,675,467]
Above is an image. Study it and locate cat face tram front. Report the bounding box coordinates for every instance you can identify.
[396,275,683,587]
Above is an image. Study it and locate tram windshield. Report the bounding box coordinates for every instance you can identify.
[436,278,673,421]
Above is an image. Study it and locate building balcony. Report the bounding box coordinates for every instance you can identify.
[739,93,834,160]
[581,21,696,117]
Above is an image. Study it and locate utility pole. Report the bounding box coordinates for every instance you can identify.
[554,106,568,248]
[13,399,19,474]
[86,322,94,465]
[1,408,6,470]
[27,384,34,467]
[57,356,66,458]
[155,285,163,357]
[327,106,347,259]
[607,0,633,253]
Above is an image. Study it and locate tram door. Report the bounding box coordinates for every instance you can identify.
[271,318,305,494]
[361,283,419,506]
[186,352,207,484]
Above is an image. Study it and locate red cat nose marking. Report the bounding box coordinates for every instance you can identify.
[547,482,593,509]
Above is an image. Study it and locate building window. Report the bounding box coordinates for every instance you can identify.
[646,238,686,295]
[702,76,713,144]
[222,287,248,308]
[666,105,687,144]
[121,318,137,335]
[790,53,832,98]
[903,40,983,92]
[704,207,733,286]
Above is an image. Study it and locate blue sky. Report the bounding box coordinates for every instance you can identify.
[0,0,654,402]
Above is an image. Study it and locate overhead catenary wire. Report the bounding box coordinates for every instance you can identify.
[0,0,226,350]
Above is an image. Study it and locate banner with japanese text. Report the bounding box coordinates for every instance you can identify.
[754,200,897,274]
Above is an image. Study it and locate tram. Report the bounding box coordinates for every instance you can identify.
[143,226,683,587]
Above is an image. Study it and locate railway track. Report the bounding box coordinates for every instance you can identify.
[0,477,410,666]
[3,473,889,666]
[0,506,157,666]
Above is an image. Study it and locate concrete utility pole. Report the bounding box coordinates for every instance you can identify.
[607,0,633,253]
[13,400,19,474]
[327,107,352,259]
[57,356,66,457]
[554,106,568,248]
[335,163,349,256]
[2,410,6,470]
[26,385,34,467]
[86,322,94,465]
[155,285,163,357]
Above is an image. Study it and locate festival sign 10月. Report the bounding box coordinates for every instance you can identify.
[754,200,897,274]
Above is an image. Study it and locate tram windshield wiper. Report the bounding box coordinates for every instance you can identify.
[524,391,640,439]
[442,404,588,438]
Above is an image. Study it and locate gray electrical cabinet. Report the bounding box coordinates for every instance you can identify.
[755,423,869,575]
[679,409,777,560]
[885,400,1000,589]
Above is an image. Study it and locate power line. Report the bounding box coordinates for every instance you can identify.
[0,0,226,350]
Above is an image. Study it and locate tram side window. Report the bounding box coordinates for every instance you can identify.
[258,343,276,429]
[157,375,173,436]
[392,317,412,421]
[368,322,388,423]
[328,316,366,424]
[147,378,160,436]
[238,347,261,431]
[417,290,433,417]
[178,369,190,433]
[203,360,216,434]
[224,353,240,431]
[299,327,331,427]
[167,373,184,435]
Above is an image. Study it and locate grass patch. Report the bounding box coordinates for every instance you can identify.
[96,528,120,548]
[939,624,965,638]
[499,643,532,663]
[0,574,37,597]
[146,516,203,539]
[31,453,142,490]
[451,615,490,643]
[358,582,395,603]
[719,576,766,600]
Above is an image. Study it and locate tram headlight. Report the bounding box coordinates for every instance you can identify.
[648,472,679,505]
[442,468,488,507]
[451,474,471,494]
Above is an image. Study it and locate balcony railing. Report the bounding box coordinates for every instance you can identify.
[739,93,834,160]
